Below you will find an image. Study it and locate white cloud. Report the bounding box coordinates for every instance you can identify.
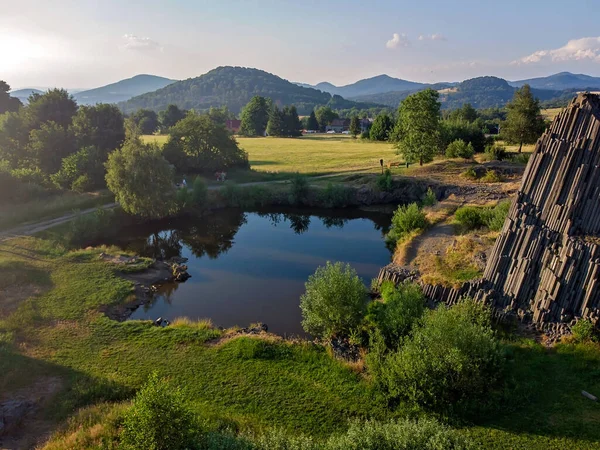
[418,33,447,41]
[122,34,163,52]
[514,37,600,64]
[386,33,410,49]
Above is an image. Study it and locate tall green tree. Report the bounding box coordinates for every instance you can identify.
[159,104,186,130]
[282,105,302,137]
[0,112,28,166]
[0,81,22,115]
[502,84,545,152]
[132,109,159,135]
[207,106,235,126]
[28,121,76,173]
[266,105,284,137]
[71,104,125,156]
[163,112,248,172]
[370,112,394,141]
[315,106,338,132]
[105,139,178,219]
[307,110,319,131]
[349,116,361,138]
[394,89,441,165]
[26,89,77,129]
[239,96,270,136]
[446,103,478,123]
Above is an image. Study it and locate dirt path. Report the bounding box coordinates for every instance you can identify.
[399,221,457,266]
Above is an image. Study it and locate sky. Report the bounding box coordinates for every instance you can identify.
[2,0,600,90]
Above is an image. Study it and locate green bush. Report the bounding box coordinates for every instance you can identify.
[120,372,197,450]
[11,167,47,186]
[320,182,352,207]
[376,168,393,192]
[71,174,93,193]
[422,187,437,207]
[325,418,470,450]
[511,152,531,165]
[480,170,503,183]
[455,201,510,232]
[191,176,208,205]
[455,206,487,230]
[290,173,309,204]
[63,208,117,247]
[572,319,596,343]
[366,281,425,348]
[387,203,428,244]
[486,200,510,231]
[462,168,478,180]
[372,300,505,416]
[485,144,507,161]
[445,139,474,159]
[300,262,366,339]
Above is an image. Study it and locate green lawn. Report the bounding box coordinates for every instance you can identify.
[1,236,600,449]
[143,134,401,177]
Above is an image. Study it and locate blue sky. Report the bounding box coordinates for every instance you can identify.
[2,0,600,89]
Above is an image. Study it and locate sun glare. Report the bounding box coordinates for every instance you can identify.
[0,34,46,72]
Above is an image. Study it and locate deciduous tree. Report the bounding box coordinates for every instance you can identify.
[105,139,178,219]
[159,104,186,130]
[349,116,361,138]
[394,89,441,165]
[369,113,394,141]
[0,81,21,115]
[71,104,125,156]
[315,106,338,132]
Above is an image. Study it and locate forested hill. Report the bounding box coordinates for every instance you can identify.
[352,76,577,110]
[120,66,376,115]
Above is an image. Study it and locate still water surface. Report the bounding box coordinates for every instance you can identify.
[106,207,392,336]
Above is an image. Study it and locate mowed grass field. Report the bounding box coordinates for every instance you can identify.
[143,134,401,176]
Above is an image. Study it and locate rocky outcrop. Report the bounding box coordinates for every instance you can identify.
[478,93,600,326]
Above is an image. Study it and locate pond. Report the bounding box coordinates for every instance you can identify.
[104,207,393,337]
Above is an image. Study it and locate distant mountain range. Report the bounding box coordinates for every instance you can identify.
[120,66,378,115]
[74,75,176,105]
[9,88,44,103]
[9,70,600,114]
[298,71,600,100]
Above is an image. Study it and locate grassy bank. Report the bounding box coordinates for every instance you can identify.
[0,190,114,231]
[1,236,600,448]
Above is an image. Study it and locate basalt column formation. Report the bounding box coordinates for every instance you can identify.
[481,93,600,325]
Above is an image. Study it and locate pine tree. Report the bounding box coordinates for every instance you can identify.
[349,116,361,138]
[239,96,270,136]
[307,110,319,131]
[266,105,284,137]
[502,84,545,152]
[282,105,302,137]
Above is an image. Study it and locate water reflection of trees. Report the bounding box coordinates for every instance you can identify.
[121,210,247,260]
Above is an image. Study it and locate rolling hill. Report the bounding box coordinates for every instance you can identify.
[510,72,600,91]
[120,66,377,115]
[74,74,176,105]
[9,88,44,103]
[299,75,428,98]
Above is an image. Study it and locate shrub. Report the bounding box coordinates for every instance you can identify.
[373,300,505,417]
[421,187,437,207]
[485,144,507,161]
[480,170,504,183]
[462,168,478,180]
[326,418,470,450]
[572,319,596,343]
[320,182,352,207]
[387,203,428,243]
[455,206,487,230]
[64,208,117,247]
[176,187,191,208]
[290,173,309,204]
[511,152,531,165]
[300,262,366,338]
[445,139,474,159]
[191,176,207,205]
[376,168,393,192]
[366,281,425,348]
[71,174,94,193]
[486,200,510,231]
[11,167,47,186]
[455,201,510,232]
[120,372,196,450]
